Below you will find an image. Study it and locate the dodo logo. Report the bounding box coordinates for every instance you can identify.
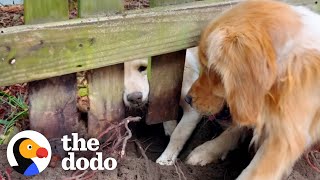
[7,130,52,176]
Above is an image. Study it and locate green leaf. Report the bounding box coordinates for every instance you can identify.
[78,87,88,97]
[0,120,9,125]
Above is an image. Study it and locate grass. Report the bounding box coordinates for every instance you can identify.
[0,91,28,144]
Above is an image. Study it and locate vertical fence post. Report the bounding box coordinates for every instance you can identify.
[146,1,193,125]
[78,0,125,137]
[26,0,80,139]
[146,51,186,124]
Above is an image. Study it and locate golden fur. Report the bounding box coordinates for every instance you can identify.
[188,0,320,179]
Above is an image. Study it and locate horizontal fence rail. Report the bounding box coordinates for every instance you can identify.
[0,0,319,87]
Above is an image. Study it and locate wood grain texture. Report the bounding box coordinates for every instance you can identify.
[150,0,195,7]
[79,0,126,137]
[146,50,185,124]
[79,0,123,17]
[26,0,79,139]
[0,0,318,86]
[24,0,68,24]
[29,75,80,138]
[87,64,125,137]
[0,0,238,87]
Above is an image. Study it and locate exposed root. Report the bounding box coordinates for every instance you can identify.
[97,116,141,158]
[121,118,134,158]
[134,140,149,162]
[304,143,320,173]
[174,163,182,180]
[304,150,320,173]
[174,161,187,180]
[0,168,12,180]
[62,116,141,180]
[134,140,158,180]
[62,170,96,180]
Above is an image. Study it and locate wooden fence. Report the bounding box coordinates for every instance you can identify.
[0,0,319,139]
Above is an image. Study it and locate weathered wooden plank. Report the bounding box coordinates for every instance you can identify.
[24,0,69,24]
[26,0,79,139]
[78,0,125,137]
[87,65,125,137]
[150,0,195,7]
[29,75,79,138]
[79,0,123,18]
[0,0,238,87]
[145,0,191,125]
[146,50,186,124]
[0,0,318,87]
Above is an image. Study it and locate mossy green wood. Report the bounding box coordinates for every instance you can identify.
[79,0,125,137]
[24,0,69,24]
[150,0,196,7]
[26,0,80,139]
[79,0,123,17]
[0,0,237,87]
[0,0,318,87]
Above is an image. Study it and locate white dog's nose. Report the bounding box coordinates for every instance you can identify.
[127,92,143,104]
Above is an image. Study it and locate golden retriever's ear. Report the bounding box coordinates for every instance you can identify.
[209,29,277,125]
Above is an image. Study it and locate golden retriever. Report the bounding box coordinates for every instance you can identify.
[186,0,320,179]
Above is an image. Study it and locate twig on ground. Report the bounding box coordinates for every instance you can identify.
[174,163,182,180]
[134,140,153,180]
[63,116,141,180]
[5,168,12,180]
[62,170,96,180]
[304,150,320,173]
[97,116,141,140]
[121,118,134,157]
[174,161,187,180]
[0,168,12,180]
[177,163,187,180]
[97,116,141,158]
[310,151,320,168]
[134,140,149,160]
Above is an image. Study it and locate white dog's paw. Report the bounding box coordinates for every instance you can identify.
[185,145,220,166]
[156,153,177,166]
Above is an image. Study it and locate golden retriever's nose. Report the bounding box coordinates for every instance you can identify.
[127,92,143,104]
[185,95,192,106]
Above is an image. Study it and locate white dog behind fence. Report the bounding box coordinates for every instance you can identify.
[124,47,243,165]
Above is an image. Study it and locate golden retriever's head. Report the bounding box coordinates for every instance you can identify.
[186,1,291,126]
[186,64,225,116]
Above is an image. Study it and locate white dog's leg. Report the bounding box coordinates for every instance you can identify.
[156,109,201,165]
[163,120,178,136]
[186,126,244,166]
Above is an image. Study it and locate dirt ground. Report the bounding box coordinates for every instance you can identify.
[0,119,319,180]
[0,1,320,180]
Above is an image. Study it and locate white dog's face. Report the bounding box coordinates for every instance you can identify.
[123,59,149,108]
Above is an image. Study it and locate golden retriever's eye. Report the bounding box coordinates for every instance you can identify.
[138,65,147,72]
